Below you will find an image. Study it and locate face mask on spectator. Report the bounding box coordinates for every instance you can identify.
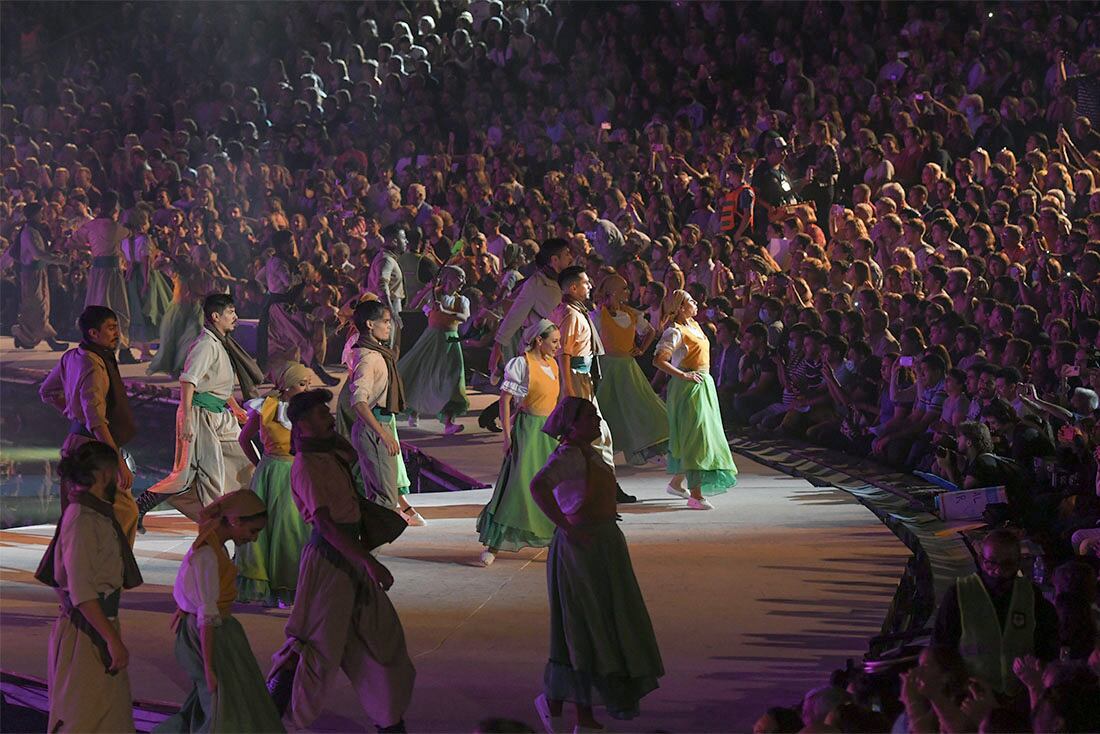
[759,309,771,322]
[843,359,856,372]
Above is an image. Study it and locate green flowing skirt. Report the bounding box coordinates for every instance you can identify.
[476,413,558,551]
[154,614,284,733]
[544,523,664,720]
[595,355,669,465]
[147,300,203,377]
[235,455,310,605]
[666,373,738,495]
[397,328,469,421]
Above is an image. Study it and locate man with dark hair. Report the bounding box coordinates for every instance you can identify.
[269,388,415,732]
[729,322,779,425]
[39,306,139,542]
[136,293,261,524]
[551,265,636,503]
[12,202,69,351]
[875,353,947,468]
[368,225,408,352]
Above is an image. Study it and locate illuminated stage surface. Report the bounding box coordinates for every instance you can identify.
[0,338,909,732]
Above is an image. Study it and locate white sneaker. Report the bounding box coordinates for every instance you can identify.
[666,483,690,499]
[404,509,427,526]
[479,550,496,567]
[533,693,562,734]
[687,497,714,510]
[444,422,465,435]
[407,414,418,428]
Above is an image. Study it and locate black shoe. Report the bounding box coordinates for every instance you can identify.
[616,485,637,504]
[12,334,31,349]
[311,360,340,387]
[47,338,70,352]
[136,515,147,535]
[267,667,295,718]
[117,348,139,364]
[478,412,502,433]
[377,720,407,734]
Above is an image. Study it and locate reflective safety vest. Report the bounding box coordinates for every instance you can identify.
[719,185,754,233]
[957,574,1035,695]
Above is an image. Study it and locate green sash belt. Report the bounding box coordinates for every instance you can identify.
[193,392,228,413]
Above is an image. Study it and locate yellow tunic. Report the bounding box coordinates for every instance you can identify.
[522,351,560,417]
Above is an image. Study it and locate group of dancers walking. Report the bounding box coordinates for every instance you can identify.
[35,237,739,733]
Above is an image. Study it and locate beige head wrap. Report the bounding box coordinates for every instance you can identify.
[523,318,558,350]
[593,273,628,306]
[660,289,691,327]
[541,396,595,439]
[192,489,267,549]
[273,361,312,392]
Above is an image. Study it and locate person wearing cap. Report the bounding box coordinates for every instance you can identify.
[11,201,69,351]
[156,490,284,733]
[234,362,313,607]
[70,191,138,363]
[398,265,470,435]
[750,135,799,243]
[476,319,562,566]
[529,397,664,732]
[268,388,415,733]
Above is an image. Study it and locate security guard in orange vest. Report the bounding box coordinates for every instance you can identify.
[931,529,1057,696]
[718,162,755,242]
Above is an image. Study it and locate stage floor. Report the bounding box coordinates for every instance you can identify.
[0,447,909,733]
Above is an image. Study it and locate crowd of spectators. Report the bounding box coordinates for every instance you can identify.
[2,1,1100,731]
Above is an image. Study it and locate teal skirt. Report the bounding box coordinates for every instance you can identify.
[154,614,284,733]
[126,269,172,343]
[477,412,558,552]
[544,523,664,720]
[147,300,202,377]
[595,355,669,465]
[235,455,310,606]
[666,373,738,495]
[397,328,469,421]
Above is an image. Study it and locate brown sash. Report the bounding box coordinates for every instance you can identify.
[355,335,406,414]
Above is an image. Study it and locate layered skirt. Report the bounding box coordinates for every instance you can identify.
[126,268,172,344]
[595,355,669,465]
[235,455,310,606]
[147,300,202,377]
[476,412,558,551]
[544,522,664,720]
[154,614,284,733]
[666,373,738,495]
[397,328,469,421]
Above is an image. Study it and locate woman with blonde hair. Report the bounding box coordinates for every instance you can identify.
[654,290,738,510]
[235,362,313,607]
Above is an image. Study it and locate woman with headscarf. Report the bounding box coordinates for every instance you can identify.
[234,362,313,607]
[653,290,738,510]
[529,397,664,732]
[476,319,561,567]
[398,265,471,435]
[155,490,284,733]
[36,441,143,733]
[591,274,669,465]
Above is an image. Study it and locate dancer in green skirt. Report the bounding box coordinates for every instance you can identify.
[529,397,664,731]
[476,319,562,566]
[653,290,738,510]
[399,265,470,435]
[591,275,668,465]
[156,490,284,733]
[235,362,313,606]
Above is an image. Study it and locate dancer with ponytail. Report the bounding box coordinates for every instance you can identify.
[398,265,471,435]
[36,441,143,733]
[591,274,669,465]
[234,362,313,607]
[476,319,562,566]
[653,290,738,510]
[156,490,284,733]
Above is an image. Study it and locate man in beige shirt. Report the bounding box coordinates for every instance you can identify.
[40,306,139,543]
